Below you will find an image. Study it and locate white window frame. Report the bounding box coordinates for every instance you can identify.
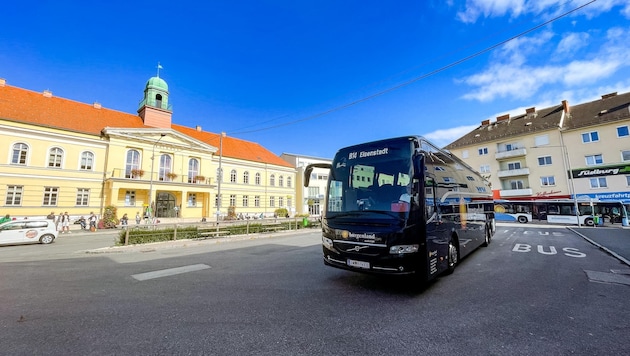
[540,176,555,186]
[534,135,549,146]
[589,177,607,189]
[538,156,552,166]
[507,161,521,170]
[581,131,599,143]
[585,154,603,166]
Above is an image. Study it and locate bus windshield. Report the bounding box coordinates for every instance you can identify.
[327,139,414,214]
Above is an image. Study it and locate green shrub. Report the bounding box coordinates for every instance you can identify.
[116,226,200,245]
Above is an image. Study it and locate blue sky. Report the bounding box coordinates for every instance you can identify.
[2,0,629,159]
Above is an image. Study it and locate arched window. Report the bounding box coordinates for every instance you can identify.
[255,173,261,185]
[126,149,141,178]
[48,147,64,168]
[158,154,172,181]
[11,143,28,165]
[80,151,94,170]
[188,158,200,183]
[230,169,237,183]
[287,176,292,188]
[155,94,163,108]
[279,175,284,187]
[270,174,275,186]
[243,171,250,184]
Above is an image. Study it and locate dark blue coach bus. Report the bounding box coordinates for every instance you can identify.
[305,136,495,282]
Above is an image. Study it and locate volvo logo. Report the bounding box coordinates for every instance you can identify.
[347,245,369,252]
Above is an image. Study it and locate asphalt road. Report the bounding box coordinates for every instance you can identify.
[1,226,629,355]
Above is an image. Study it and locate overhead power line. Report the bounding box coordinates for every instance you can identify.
[231,0,596,136]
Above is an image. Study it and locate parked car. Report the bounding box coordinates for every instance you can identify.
[0,220,58,246]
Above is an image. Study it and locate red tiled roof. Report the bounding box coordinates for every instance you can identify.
[0,84,146,135]
[0,83,294,168]
[173,124,294,168]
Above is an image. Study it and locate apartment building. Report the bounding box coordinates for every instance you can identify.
[0,76,295,220]
[445,91,630,203]
[280,153,332,216]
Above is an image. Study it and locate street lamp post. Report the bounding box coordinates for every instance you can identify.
[216,132,225,222]
[148,134,166,222]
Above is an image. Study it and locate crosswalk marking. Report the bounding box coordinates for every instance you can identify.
[132,264,211,281]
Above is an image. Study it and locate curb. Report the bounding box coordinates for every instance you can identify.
[567,227,630,267]
[80,228,318,254]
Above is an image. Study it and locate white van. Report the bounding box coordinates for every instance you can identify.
[0,220,58,246]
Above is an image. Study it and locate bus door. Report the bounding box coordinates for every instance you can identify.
[423,176,449,276]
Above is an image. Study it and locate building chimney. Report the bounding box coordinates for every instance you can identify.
[562,100,570,114]
[481,119,490,126]
[497,114,509,122]
[196,126,202,132]
[0,78,6,87]
[93,102,102,109]
[601,92,617,100]
[526,107,535,114]
[43,89,53,98]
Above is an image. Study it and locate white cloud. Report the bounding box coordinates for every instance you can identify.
[455,0,630,23]
[460,26,630,102]
[457,0,527,23]
[555,32,590,55]
[461,64,557,101]
[424,124,479,147]
[563,59,620,85]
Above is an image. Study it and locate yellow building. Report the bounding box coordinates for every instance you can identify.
[445,91,630,203]
[0,76,295,221]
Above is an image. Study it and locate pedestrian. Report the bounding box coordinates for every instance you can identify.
[0,214,10,224]
[121,213,129,227]
[78,216,87,230]
[61,212,71,233]
[46,211,55,220]
[135,212,141,225]
[55,212,63,232]
[89,212,97,232]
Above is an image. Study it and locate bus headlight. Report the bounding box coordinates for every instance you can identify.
[322,237,334,250]
[389,244,419,254]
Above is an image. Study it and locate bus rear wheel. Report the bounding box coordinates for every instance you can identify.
[585,218,594,227]
[482,227,491,247]
[518,215,528,223]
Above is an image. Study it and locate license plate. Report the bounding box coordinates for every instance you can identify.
[347,259,370,269]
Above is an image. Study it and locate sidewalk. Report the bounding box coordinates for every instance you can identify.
[568,226,630,267]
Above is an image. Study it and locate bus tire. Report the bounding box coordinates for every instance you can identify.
[445,240,458,275]
[482,227,491,247]
[585,218,594,227]
[517,215,528,224]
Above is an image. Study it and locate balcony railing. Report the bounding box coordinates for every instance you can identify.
[495,148,527,160]
[108,169,211,185]
[497,167,530,178]
[499,188,533,197]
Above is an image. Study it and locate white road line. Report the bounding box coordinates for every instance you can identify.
[132,264,211,281]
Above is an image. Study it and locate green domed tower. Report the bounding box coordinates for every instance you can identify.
[138,64,173,128]
[140,76,170,110]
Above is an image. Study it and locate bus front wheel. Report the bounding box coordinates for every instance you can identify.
[445,241,458,275]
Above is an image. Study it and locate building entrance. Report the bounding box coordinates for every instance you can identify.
[155,192,177,218]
